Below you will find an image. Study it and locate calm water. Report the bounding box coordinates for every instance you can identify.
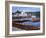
[14,18,40,27]
[21,21,40,27]
[12,18,40,31]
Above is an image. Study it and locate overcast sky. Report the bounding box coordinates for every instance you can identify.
[12,6,40,13]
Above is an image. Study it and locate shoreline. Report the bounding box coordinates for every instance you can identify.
[12,21,40,30]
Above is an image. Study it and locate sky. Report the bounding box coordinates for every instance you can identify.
[12,6,40,13]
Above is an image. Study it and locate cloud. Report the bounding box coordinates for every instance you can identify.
[12,6,40,13]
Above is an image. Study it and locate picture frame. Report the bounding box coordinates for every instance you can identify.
[5,1,45,37]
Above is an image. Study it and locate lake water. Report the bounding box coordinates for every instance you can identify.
[14,18,40,27]
[12,18,40,31]
[21,21,40,27]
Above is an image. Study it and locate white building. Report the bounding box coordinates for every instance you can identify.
[13,11,27,17]
[19,11,27,16]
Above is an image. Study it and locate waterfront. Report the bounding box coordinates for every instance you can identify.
[12,6,40,31]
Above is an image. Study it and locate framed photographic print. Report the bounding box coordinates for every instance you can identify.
[5,1,45,37]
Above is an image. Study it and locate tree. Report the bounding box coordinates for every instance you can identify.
[15,10,21,14]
